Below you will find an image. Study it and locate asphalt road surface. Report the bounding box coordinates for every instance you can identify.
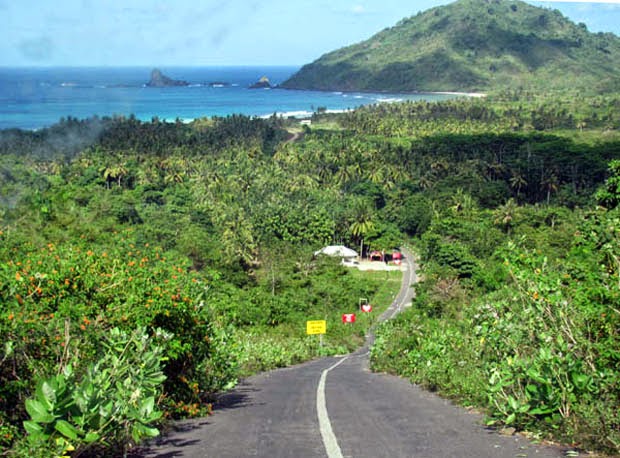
[137,249,564,458]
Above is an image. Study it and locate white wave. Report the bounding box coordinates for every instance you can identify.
[326,108,352,114]
[376,97,404,103]
[259,108,353,119]
[259,110,313,119]
[163,117,195,124]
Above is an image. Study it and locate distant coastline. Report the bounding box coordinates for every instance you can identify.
[277,85,486,98]
[0,66,460,130]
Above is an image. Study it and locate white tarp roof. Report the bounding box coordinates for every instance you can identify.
[314,245,358,258]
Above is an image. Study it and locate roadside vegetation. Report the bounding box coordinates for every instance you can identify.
[1,92,619,455]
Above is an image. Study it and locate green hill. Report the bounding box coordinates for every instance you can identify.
[281,0,620,93]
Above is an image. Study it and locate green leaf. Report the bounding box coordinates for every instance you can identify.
[570,372,590,391]
[23,420,45,436]
[37,381,56,411]
[506,413,516,425]
[525,384,539,396]
[508,396,519,412]
[139,396,155,418]
[526,368,548,385]
[131,423,160,442]
[529,406,556,416]
[84,431,100,443]
[23,420,49,444]
[25,399,55,423]
[55,420,79,440]
[3,341,14,358]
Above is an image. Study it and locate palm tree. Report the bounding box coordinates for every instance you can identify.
[576,120,587,132]
[493,198,518,234]
[101,163,127,188]
[450,188,476,216]
[349,199,375,259]
[542,173,559,205]
[509,170,527,199]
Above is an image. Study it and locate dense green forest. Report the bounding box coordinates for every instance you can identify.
[282,0,620,93]
[1,94,620,455]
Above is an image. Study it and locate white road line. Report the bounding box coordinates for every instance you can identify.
[317,356,349,458]
[390,259,415,319]
[317,250,416,457]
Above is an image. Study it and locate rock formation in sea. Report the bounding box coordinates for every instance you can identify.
[249,76,272,89]
[146,69,189,87]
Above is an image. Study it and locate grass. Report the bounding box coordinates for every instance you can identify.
[236,269,402,377]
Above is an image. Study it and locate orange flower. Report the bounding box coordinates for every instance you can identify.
[7,313,14,321]
[15,272,22,281]
[87,250,94,256]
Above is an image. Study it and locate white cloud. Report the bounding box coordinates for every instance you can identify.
[352,4,366,14]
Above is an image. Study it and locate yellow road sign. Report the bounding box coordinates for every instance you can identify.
[306,320,326,335]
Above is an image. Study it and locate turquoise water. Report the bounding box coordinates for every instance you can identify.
[0,66,455,130]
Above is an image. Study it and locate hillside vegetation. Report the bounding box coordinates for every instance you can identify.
[282,0,620,93]
[1,92,620,455]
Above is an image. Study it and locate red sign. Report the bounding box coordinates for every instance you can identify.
[342,313,356,323]
[361,304,372,313]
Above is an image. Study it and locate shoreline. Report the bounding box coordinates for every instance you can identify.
[275,85,487,98]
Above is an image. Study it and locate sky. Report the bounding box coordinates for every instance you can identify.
[1,0,620,67]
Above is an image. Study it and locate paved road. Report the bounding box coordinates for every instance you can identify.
[137,250,564,458]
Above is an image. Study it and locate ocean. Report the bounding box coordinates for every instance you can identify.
[0,66,456,130]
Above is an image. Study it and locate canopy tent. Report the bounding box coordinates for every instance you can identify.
[314,245,358,259]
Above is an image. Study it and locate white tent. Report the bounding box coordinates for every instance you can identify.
[314,245,358,259]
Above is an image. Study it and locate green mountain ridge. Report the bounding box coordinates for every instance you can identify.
[281,0,620,93]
